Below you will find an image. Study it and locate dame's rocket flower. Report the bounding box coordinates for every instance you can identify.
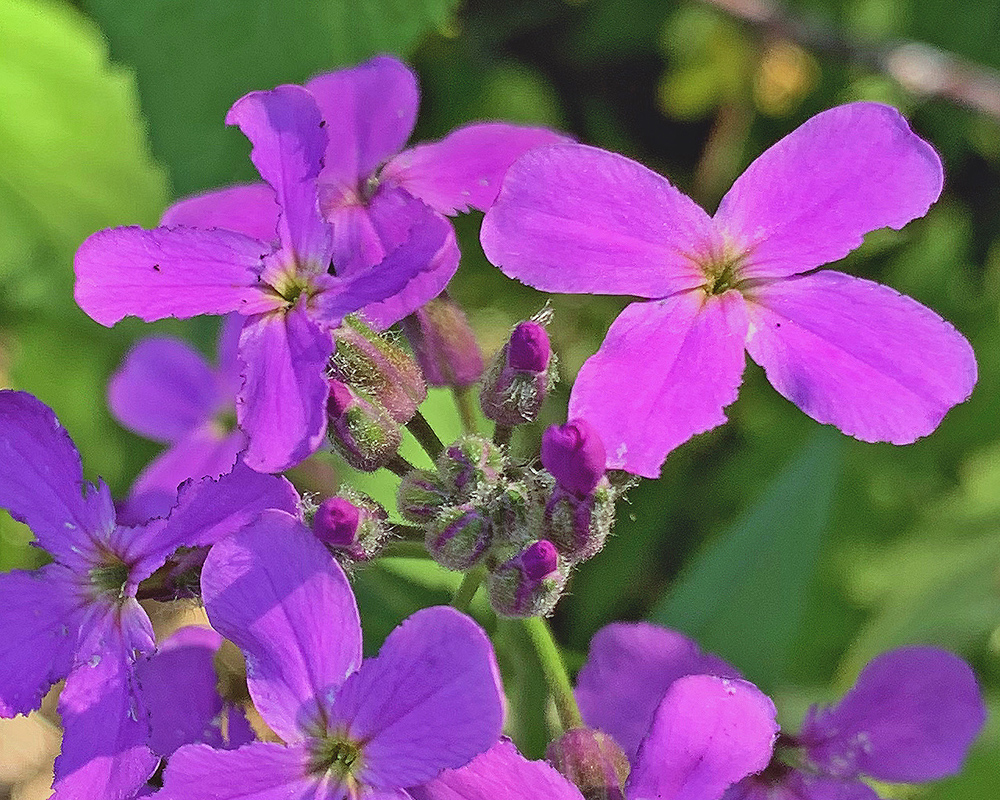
[75,84,450,473]
[0,390,299,799]
[482,102,977,476]
[159,509,505,800]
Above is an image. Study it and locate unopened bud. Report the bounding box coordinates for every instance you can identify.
[402,293,484,388]
[541,419,607,497]
[397,468,450,523]
[331,315,426,423]
[546,728,630,800]
[487,539,566,618]
[437,435,506,500]
[427,504,494,571]
[480,320,558,426]
[544,479,615,563]
[327,379,402,472]
[312,494,388,563]
[489,480,535,545]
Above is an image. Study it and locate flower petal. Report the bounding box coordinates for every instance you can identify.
[625,675,778,800]
[0,390,115,567]
[383,122,571,215]
[161,183,280,244]
[576,623,740,761]
[201,510,362,742]
[74,225,273,326]
[159,742,323,800]
[236,306,333,473]
[800,646,986,783]
[332,606,504,789]
[569,291,748,478]
[226,85,332,268]
[109,337,223,443]
[480,143,712,297]
[409,739,586,800]
[724,773,879,800]
[306,55,419,189]
[715,102,943,279]
[744,271,976,444]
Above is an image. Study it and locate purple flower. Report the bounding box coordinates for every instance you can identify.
[76,84,451,473]
[0,390,299,799]
[111,315,246,525]
[158,509,505,799]
[541,419,607,497]
[482,102,977,476]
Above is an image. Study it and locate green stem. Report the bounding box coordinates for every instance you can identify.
[453,386,479,435]
[380,540,432,559]
[383,453,416,478]
[493,423,513,449]
[406,411,444,461]
[451,567,486,612]
[521,616,583,732]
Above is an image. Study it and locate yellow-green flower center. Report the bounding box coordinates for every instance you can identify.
[308,733,364,785]
[88,554,130,601]
[699,247,747,296]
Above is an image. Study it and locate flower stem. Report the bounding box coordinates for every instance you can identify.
[493,423,513,449]
[453,386,479,435]
[521,616,583,732]
[452,567,486,612]
[406,411,444,461]
[383,453,416,478]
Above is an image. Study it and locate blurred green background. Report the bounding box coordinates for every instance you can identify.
[1,0,998,794]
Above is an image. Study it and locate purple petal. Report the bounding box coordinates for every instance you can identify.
[218,312,247,393]
[410,738,586,800]
[744,271,976,444]
[800,646,986,783]
[383,122,571,215]
[576,622,740,762]
[625,675,778,800]
[201,510,362,742]
[109,337,223,443]
[0,390,114,568]
[226,85,332,268]
[236,307,333,473]
[325,183,416,277]
[161,183,280,244]
[0,565,79,716]
[116,427,247,526]
[724,773,879,800]
[54,625,158,800]
[306,55,419,189]
[74,225,274,326]
[569,291,748,478]
[480,143,713,297]
[715,102,943,279]
[332,606,504,789]
[159,742,319,800]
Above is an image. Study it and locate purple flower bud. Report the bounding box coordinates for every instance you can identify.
[427,504,494,571]
[487,539,566,618]
[397,468,450,523]
[437,435,506,500]
[312,493,389,563]
[327,379,402,472]
[541,419,607,497]
[480,319,558,427]
[313,497,361,548]
[546,728,630,800]
[544,480,614,563]
[331,315,427,423]
[508,321,550,372]
[402,294,484,388]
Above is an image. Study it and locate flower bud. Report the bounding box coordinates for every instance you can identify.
[541,419,607,497]
[426,504,494,571]
[544,479,615,563]
[331,315,426,423]
[546,728,630,800]
[397,468,450,523]
[402,293,484,388]
[327,379,402,472]
[487,539,566,618]
[479,320,558,426]
[312,494,388,563]
[437,435,506,501]
[489,479,535,546]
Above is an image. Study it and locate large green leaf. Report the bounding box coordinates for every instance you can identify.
[650,429,842,689]
[80,0,459,194]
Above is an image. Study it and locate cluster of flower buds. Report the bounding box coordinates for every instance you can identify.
[310,488,390,566]
[480,312,558,429]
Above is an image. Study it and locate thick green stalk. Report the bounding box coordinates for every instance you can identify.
[521,615,583,731]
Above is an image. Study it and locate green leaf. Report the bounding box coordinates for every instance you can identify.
[650,429,842,689]
[80,0,459,194]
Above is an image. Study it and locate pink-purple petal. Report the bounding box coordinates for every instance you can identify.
[409,739,586,800]
[625,675,778,800]
[332,606,504,790]
[480,143,712,297]
[569,291,749,478]
[744,271,976,444]
[74,225,273,326]
[161,183,280,244]
[383,122,571,215]
[715,102,943,279]
[226,85,332,269]
[201,510,362,742]
[723,773,879,800]
[306,55,420,189]
[109,337,223,443]
[576,622,740,761]
[800,647,986,783]
[236,306,333,473]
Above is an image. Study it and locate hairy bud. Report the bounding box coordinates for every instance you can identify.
[312,493,388,563]
[437,435,506,501]
[402,293,484,388]
[397,468,450,523]
[546,728,630,800]
[487,539,566,618]
[327,379,402,472]
[541,419,607,497]
[426,504,494,571]
[544,479,615,563]
[479,320,558,426]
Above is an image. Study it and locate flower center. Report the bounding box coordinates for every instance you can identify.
[88,553,131,601]
[307,733,364,786]
[700,250,745,296]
